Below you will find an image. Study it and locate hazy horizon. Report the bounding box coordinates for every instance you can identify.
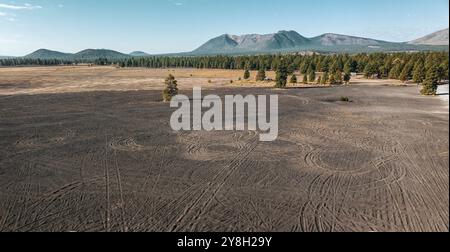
[0,0,449,56]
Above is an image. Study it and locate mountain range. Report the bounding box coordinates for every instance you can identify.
[191,29,449,55]
[129,51,151,57]
[408,28,449,46]
[25,49,130,60]
[17,28,449,60]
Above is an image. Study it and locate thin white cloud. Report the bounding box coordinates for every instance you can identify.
[0,36,26,44]
[168,0,185,7]
[0,3,42,10]
[0,10,16,21]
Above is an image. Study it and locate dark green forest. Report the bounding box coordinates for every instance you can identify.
[1,52,448,85]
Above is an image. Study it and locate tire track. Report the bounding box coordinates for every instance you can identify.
[104,134,111,232]
[114,150,128,232]
[169,132,259,232]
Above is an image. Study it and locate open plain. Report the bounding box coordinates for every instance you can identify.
[0,66,448,232]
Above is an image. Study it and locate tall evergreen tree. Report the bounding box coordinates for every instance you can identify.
[343,72,351,84]
[334,71,343,84]
[255,68,266,81]
[389,61,403,79]
[321,72,329,85]
[421,65,439,95]
[290,74,298,84]
[343,61,352,75]
[163,74,178,102]
[440,60,449,81]
[412,62,425,84]
[399,62,413,82]
[329,73,336,85]
[275,61,288,88]
[243,69,251,80]
[308,70,316,83]
[437,63,448,83]
[302,74,308,84]
[364,62,379,79]
[380,61,392,79]
[330,60,340,73]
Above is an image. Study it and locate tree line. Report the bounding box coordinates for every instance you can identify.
[2,52,447,81]
[123,52,448,85]
[0,57,112,67]
[1,52,448,94]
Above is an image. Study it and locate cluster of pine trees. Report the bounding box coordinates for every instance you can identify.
[1,52,447,93]
[0,58,75,66]
[268,59,352,88]
[0,57,114,66]
[113,52,448,85]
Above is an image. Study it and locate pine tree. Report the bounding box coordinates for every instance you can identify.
[380,62,392,79]
[389,63,403,79]
[343,61,352,75]
[398,68,408,82]
[329,73,336,85]
[437,63,448,83]
[290,75,298,84]
[163,74,178,102]
[321,72,329,85]
[412,62,425,84]
[308,70,316,83]
[399,63,413,82]
[343,72,351,84]
[421,65,439,95]
[334,71,343,84]
[255,68,266,81]
[364,62,379,79]
[244,69,251,80]
[299,62,308,75]
[330,60,340,74]
[275,61,288,88]
[440,60,449,81]
[302,74,308,84]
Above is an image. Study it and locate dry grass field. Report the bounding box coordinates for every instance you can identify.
[0,66,448,232]
[0,66,277,95]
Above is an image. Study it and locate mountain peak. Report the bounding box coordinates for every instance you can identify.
[193,30,310,54]
[34,48,53,52]
[17,29,450,59]
[130,51,150,57]
[24,48,131,60]
[74,49,130,59]
[311,33,385,46]
[190,29,449,55]
[409,28,449,46]
[277,30,301,35]
[25,49,73,59]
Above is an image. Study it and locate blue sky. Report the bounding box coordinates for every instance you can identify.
[0,0,448,56]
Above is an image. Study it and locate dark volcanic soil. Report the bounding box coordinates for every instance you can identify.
[0,85,448,232]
